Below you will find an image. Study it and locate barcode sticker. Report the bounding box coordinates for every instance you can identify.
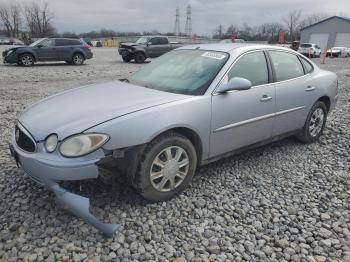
[201,52,226,60]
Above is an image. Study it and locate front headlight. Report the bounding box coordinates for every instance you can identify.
[6,50,13,56]
[45,134,58,153]
[59,133,109,157]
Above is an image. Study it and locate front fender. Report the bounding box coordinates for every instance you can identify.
[16,49,38,60]
[86,96,212,161]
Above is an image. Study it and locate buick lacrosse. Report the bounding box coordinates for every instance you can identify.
[10,44,338,236]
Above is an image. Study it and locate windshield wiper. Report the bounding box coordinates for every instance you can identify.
[119,78,129,83]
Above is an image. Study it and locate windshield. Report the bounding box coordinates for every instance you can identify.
[128,49,229,95]
[300,44,312,48]
[29,38,46,47]
[135,37,150,44]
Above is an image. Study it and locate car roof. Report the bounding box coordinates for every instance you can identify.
[139,35,167,38]
[177,43,293,53]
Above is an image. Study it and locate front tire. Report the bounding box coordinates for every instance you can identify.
[122,55,132,62]
[72,53,85,65]
[133,132,197,202]
[19,54,34,67]
[297,101,327,143]
[134,52,146,64]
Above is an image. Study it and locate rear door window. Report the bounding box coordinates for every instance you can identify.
[68,39,81,45]
[55,39,69,46]
[159,37,168,45]
[269,51,305,82]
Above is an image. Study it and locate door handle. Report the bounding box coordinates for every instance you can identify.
[260,95,272,102]
[306,86,316,91]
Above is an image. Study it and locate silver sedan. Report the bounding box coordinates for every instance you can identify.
[10,44,338,236]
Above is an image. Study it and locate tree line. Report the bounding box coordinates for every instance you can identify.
[212,11,341,43]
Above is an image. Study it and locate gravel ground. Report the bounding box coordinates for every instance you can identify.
[0,46,349,262]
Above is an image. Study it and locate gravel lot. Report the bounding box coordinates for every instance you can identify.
[0,46,349,262]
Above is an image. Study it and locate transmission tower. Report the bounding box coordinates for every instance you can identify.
[184,4,192,37]
[174,7,180,37]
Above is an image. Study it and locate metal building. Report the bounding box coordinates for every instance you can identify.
[300,16,350,50]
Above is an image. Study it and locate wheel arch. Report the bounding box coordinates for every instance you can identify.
[317,95,331,112]
[150,126,203,164]
[134,50,146,56]
[72,50,85,59]
[18,51,37,61]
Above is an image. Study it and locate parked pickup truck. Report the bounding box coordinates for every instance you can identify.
[118,36,183,63]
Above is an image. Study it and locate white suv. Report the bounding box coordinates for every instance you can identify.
[298,43,322,58]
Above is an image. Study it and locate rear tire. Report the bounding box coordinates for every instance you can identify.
[296,101,327,144]
[134,52,146,64]
[133,132,197,202]
[72,53,85,65]
[19,54,34,67]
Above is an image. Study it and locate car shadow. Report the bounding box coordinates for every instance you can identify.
[3,62,88,67]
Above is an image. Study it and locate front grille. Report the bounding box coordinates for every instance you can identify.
[15,125,36,153]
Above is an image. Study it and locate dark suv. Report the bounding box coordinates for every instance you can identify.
[2,38,93,66]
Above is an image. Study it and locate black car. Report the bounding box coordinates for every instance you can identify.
[2,38,93,66]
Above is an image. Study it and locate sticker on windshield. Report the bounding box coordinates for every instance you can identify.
[201,52,226,60]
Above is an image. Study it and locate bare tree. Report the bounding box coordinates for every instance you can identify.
[299,13,329,29]
[0,2,22,37]
[283,10,302,41]
[213,24,224,39]
[225,24,239,37]
[260,23,284,42]
[23,2,55,38]
[239,23,253,40]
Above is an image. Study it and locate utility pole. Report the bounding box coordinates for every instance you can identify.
[174,7,180,41]
[184,4,192,41]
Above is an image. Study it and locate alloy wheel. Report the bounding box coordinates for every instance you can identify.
[309,108,325,137]
[21,55,33,66]
[73,54,83,65]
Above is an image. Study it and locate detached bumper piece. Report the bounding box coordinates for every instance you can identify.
[10,141,120,237]
[52,184,121,237]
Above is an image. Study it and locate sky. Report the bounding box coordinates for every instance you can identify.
[16,0,350,35]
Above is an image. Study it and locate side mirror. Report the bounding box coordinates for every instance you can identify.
[36,44,43,48]
[217,77,252,94]
[147,42,152,46]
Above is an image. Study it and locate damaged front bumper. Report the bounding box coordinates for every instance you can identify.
[9,135,121,237]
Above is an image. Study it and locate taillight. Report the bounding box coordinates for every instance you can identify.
[84,44,91,49]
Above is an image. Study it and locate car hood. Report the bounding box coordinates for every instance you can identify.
[19,81,189,141]
[2,46,23,56]
[120,42,144,47]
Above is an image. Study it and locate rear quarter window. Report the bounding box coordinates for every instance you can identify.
[300,57,314,74]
